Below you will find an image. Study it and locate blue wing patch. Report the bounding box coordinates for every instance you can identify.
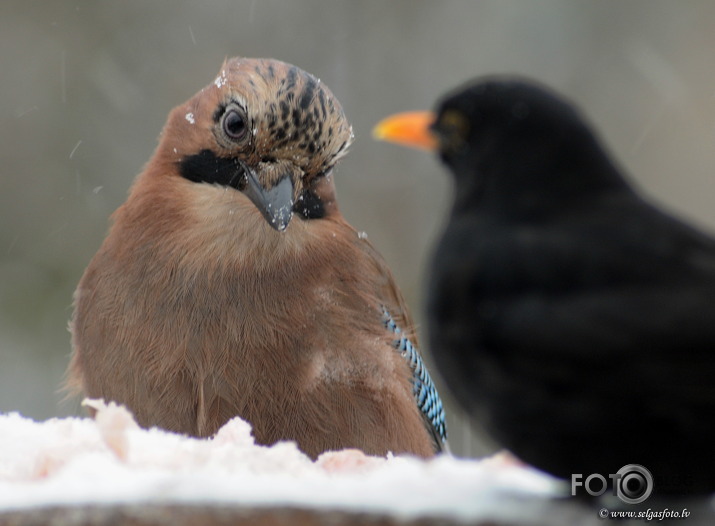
[382,308,448,447]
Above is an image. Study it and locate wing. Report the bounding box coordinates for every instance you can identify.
[479,195,715,362]
[357,232,449,452]
[383,307,448,451]
[430,194,715,430]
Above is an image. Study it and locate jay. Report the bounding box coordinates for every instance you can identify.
[68,58,447,459]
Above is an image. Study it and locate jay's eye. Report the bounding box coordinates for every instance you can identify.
[223,109,247,140]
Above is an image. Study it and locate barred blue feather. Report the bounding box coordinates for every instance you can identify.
[382,308,448,448]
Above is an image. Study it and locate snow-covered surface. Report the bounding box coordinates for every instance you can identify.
[0,400,564,522]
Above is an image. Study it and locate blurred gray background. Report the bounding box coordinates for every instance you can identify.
[2,1,715,458]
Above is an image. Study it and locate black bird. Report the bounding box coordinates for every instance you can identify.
[374,78,715,497]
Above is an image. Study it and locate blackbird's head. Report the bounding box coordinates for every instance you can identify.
[375,78,624,215]
[430,79,582,179]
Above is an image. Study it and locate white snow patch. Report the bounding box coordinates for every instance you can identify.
[214,69,228,88]
[0,400,562,521]
[185,112,195,124]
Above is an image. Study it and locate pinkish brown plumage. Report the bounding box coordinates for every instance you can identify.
[68,57,446,458]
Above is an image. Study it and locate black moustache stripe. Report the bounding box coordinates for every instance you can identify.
[179,148,326,220]
[179,149,246,191]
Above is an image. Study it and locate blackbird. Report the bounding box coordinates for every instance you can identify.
[374,78,715,496]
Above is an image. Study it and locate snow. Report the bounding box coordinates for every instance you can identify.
[0,400,563,521]
[69,140,82,159]
[185,112,195,124]
[187,25,196,46]
[214,69,227,89]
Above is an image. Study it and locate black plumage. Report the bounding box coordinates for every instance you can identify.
[376,78,715,496]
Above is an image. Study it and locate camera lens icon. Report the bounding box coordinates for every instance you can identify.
[615,464,653,504]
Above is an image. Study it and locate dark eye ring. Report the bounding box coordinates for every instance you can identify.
[223,109,248,141]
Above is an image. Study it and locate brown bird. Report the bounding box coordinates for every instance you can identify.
[68,57,447,459]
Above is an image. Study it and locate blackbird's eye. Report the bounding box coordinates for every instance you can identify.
[223,109,247,141]
[435,109,470,155]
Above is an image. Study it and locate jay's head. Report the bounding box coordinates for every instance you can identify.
[156,57,353,231]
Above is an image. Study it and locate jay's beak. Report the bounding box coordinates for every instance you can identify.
[242,168,294,232]
[372,111,438,151]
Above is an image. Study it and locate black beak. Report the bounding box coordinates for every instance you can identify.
[242,168,294,232]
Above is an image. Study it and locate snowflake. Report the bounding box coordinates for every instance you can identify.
[214,70,228,88]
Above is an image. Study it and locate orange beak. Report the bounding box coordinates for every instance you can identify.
[372,111,438,151]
